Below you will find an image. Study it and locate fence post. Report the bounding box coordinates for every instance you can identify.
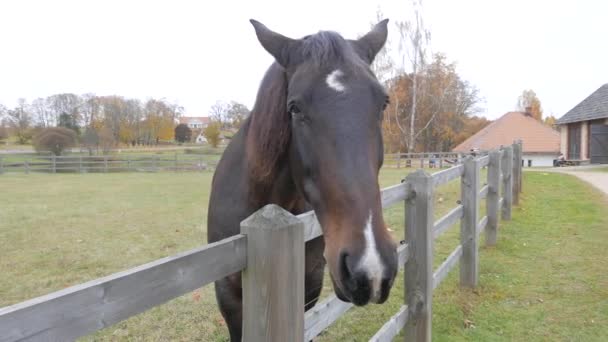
[174,153,178,171]
[25,159,30,174]
[420,154,424,169]
[79,156,83,173]
[51,155,56,173]
[404,170,433,341]
[127,155,131,171]
[486,150,501,246]
[460,156,480,287]
[512,142,521,205]
[241,205,304,342]
[517,140,523,194]
[104,156,108,173]
[501,147,513,220]
[0,156,3,174]
[397,153,401,169]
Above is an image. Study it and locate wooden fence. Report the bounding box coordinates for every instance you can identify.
[0,142,523,341]
[0,153,216,174]
[383,151,482,169]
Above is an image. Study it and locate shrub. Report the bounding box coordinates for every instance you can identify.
[174,124,192,144]
[33,127,77,156]
[203,122,221,148]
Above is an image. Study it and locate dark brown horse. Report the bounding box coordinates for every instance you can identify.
[207,19,398,341]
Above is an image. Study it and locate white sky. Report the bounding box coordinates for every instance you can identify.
[0,0,606,120]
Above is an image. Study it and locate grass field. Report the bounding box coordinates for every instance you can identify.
[1,170,607,340]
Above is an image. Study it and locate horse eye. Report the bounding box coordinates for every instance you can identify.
[288,103,301,115]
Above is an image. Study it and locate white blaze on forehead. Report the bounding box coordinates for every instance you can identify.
[326,69,346,92]
[357,211,385,302]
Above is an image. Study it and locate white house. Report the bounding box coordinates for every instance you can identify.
[179,116,210,130]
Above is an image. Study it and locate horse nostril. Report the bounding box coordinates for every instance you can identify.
[339,251,351,279]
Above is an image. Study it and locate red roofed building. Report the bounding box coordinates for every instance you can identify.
[179,116,210,130]
[453,111,560,167]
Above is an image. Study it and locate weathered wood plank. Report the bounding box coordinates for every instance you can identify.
[431,164,464,187]
[304,242,410,341]
[433,205,463,239]
[478,155,490,168]
[304,295,352,341]
[477,216,488,236]
[381,181,413,208]
[513,142,522,205]
[433,244,463,290]
[300,211,323,242]
[241,205,304,342]
[404,170,434,341]
[460,157,480,288]
[479,184,489,199]
[0,235,247,342]
[397,242,410,268]
[368,305,409,342]
[486,150,501,245]
[501,146,514,220]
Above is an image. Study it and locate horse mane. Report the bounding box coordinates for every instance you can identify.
[246,31,352,187]
[246,62,290,186]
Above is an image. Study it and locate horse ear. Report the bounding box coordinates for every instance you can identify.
[352,19,389,64]
[250,19,298,68]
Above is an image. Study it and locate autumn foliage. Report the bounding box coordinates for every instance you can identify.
[382,54,488,152]
[203,121,222,148]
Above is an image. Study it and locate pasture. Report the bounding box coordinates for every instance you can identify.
[1,171,607,340]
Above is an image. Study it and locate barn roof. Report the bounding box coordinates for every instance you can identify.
[453,111,560,153]
[557,83,608,124]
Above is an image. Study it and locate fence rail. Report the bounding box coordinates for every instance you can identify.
[0,150,483,174]
[0,141,524,341]
[0,153,216,174]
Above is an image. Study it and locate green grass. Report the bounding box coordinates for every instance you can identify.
[1,171,606,340]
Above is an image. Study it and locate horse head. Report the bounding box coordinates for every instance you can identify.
[249,20,398,306]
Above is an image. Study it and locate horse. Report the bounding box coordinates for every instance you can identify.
[207,19,398,341]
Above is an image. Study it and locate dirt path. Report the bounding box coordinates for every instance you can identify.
[562,171,608,196]
[526,166,608,197]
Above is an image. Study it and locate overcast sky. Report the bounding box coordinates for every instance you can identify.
[0,0,606,120]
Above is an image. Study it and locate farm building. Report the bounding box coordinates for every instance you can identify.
[179,116,210,130]
[556,83,608,164]
[453,111,560,167]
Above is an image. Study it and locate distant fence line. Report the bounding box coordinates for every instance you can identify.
[0,153,216,174]
[0,141,524,341]
[0,151,481,174]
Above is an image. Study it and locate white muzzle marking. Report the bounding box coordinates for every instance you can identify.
[357,211,385,303]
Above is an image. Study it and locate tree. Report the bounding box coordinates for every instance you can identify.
[0,124,8,142]
[8,99,33,144]
[33,127,77,155]
[81,128,100,155]
[209,101,231,128]
[517,89,543,121]
[383,53,481,152]
[544,115,557,127]
[58,112,80,134]
[203,121,222,147]
[226,101,250,128]
[174,123,192,143]
[395,0,431,152]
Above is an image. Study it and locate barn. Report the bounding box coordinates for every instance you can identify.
[556,84,608,164]
[453,111,560,167]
